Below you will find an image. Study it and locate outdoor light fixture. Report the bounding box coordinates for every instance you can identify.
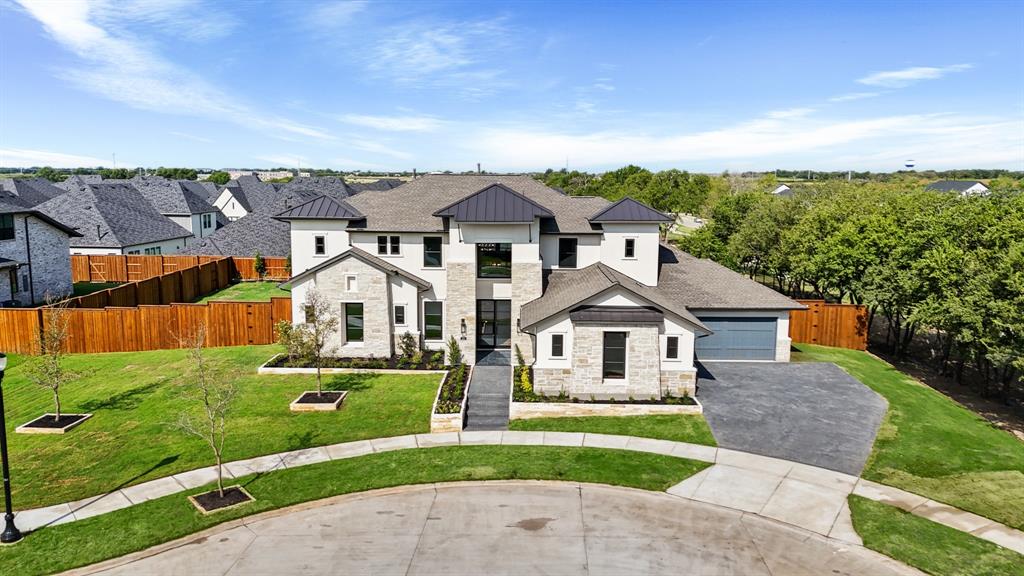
[460,318,467,339]
[0,353,22,544]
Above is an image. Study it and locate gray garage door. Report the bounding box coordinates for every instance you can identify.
[695,316,777,360]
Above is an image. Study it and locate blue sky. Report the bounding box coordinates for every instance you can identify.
[1,0,1022,172]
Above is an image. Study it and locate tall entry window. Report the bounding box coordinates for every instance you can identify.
[602,332,627,379]
[424,301,444,341]
[423,236,443,268]
[558,238,578,268]
[477,243,512,278]
[477,300,511,349]
[344,303,364,342]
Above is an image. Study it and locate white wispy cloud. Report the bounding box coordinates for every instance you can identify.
[0,147,128,168]
[592,78,615,92]
[858,64,972,88]
[305,0,368,34]
[766,107,815,119]
[349,140,413,160]
[101,0,239,42]
[170,131,214,143]
[16,0,332,141]
[338,114,444,132]
[829,92,881,102]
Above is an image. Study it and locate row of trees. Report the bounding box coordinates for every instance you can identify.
[677,180,1023,401]
[538,166,721,216]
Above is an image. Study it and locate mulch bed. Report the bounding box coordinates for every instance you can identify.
[266,354,446,371]
[295,391,346,404]
[19,414,90,429]
[190,486,254,513]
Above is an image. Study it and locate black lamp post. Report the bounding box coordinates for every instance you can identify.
[0,353,22,544]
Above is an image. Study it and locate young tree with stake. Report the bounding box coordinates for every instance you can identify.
[25,294,75,421]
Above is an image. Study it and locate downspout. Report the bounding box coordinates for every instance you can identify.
[23,216,35,305]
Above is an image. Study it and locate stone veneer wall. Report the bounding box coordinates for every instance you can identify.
[314,257,392,357]
[659,370,697,397]
[445,261,476,363]
[510,261,542,363]
[0,214,73,306]
[536,323,662,399]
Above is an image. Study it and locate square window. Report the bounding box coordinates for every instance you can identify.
[344,302,364,342]
[314,235,326,255]
[346,275,357,292]
[394,304,406,325]
[666,336,679,359]
[389,235,401,255]
[624,238,636,259]
[558,238,577,268]
[423,236,443,268]
[551,333,565,358]
[377,235,388,255]
[477,242,512,278]
[602,332,627,379]
[424,301,443,340]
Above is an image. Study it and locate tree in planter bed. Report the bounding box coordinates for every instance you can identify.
[24,295,78,423]
[277,288,338,397]
[174,324,236,499]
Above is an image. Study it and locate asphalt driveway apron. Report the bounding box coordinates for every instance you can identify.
[696,362,887,475]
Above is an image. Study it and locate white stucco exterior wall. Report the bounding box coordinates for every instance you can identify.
[598,223,661,286]
[291,220,352,276]
[539,234,602,270]
[213,189,249,221]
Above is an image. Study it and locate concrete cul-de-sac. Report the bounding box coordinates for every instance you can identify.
[696,361,888,475]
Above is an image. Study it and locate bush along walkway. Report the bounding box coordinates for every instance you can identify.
[11,431,1024,558]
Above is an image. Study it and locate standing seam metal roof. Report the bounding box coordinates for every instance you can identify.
[433,183,554,222]
[589,197,673,222]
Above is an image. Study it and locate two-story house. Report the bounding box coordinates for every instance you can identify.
[276,175,802,399]
[0,197,80,305]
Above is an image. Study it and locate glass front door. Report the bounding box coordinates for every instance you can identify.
[477,299,511,349]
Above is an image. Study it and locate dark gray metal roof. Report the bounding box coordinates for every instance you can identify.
[569,306,664,324]
[433,183,554,223]
[288,246,431,290]
[925,180,987,193]
[273,195,364,220]
[589,197,673,223]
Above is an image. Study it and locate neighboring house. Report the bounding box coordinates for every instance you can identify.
[348,178,406,192]
[0,177,67,206]
[56,174,102,191]
[771,184,792,196]
[276,175,803,400]
[925,180,989,196]
[118,176,220,241]
[212,175,277,221]
[35,183,192,255]
[0,196,81,306]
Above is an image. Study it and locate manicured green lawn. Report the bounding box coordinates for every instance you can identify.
[72,282,123,296]
[849,496,1024,576]
[0,446,708,576]
[193,281,290,303]
[793,344,1024,531]
[509,414,717,446]
[2,345,438,509]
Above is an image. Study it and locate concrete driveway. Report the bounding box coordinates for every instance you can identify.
[697,361,887,475]
[91,482,917,576]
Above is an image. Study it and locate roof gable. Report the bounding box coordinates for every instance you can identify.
[433,183,554,222]
[274,195,364,220]
[925,180,987,192]
[589,197,672,223]
[289,247,431,290]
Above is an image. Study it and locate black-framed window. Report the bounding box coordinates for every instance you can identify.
[424,301,443,340]
[202,213,213,228]
[394,304,406,325]
[423,236,443,268]
[477,242,512,278]
[624,238,636,258]
[0,215,13,241]
[666,336,679,359]
[377,235,388,255]
[314,235,326,255]
[551,333,565,358]
[389,236,401,255]
[558,238,577,268]
[602,332,627,379]
[344,303,364,342]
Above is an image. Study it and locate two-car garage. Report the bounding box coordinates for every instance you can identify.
[694,315,780,361]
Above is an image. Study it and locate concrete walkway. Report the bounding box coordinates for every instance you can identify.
[15,432,1024,557]
[463,365,511,430]
[80,482,922,576]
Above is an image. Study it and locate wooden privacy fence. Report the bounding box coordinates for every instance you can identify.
[789,299,868,350]
[0,298,292,355]
[69,259,232,308]
[71,255,290,283]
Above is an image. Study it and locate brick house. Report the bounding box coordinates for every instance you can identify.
[277,175,803,399]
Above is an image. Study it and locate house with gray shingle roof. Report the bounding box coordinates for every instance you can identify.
[0,178,67,207]
[925,180,989,196]
[115,176,221,241]
[0,192,82,305]
[212,174,277,221]
[275,174,804,403]
[35,183,192,256]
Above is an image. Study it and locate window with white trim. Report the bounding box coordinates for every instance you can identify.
[666,336,679,359]
[394,304,406,326]
[624,238,636,259]
[314,235,326,255]
[424,301,443,340]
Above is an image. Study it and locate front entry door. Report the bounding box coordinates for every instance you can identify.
[477,300,511,349]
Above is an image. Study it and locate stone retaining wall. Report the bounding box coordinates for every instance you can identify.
[510,399,702,420]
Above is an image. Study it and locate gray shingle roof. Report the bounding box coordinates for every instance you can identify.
[35,183,191,248]
[433,183,554,222]
[276,176,356,198]
[0,197,82,237]
[227,175,278,212]
[0,178,66,207]
[520,245,803,331]
[123,176,217,215]
[274,195,364,220]
[589,197,672,223]
[925,180,987,193]
[288,246,431,290]
[56,175,102,191]
[344,174,610,233]
[348,178,405,192]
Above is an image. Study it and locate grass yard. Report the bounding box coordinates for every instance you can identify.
[193,281,290,303]
[793,344,1024,531]
[71,282,123,297]
[849,496,1024,576]
[2,345,438,509]
[509,414,717,446]
[0,446,708,575]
